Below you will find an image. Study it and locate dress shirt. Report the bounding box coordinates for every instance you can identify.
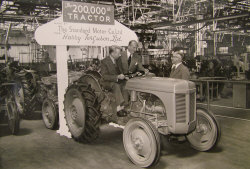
[172,62,182,70]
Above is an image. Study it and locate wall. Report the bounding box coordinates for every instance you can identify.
[0,34,30,63]
[0,31,112,63]
[68,46,102,61]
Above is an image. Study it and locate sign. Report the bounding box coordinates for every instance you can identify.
[62,1,114,25]
[35,16,137,46]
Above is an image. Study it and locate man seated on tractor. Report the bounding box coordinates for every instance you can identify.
[100,45,128,117]
[117,40,149,75]
[170,47,190,80]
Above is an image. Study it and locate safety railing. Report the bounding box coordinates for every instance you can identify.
[191,78,250,111]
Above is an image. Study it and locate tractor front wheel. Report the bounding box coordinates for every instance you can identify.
[42,98,58,130]
[123,118,161,167]
[186,108,221,151]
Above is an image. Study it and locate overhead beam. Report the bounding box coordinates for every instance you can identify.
[0,14,59,23]
[154,13,249,29]
[5,22,11,63]
[174,0,184,22]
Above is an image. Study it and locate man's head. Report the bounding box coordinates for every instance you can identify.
[110,45,122,60]
[127,40,138,54]
[171,47,185,65]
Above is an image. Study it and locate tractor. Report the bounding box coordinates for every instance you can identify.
[39,73,59,129]
[0,82,22,135]
[0,60,40,134]
[40,71,84,130]
[0,63,22,135]
[63,71,221,167]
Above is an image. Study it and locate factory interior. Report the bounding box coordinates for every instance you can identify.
[0,0,250,169]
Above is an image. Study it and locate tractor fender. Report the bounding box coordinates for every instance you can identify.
[77,73,103,93]
[77,73,105,103]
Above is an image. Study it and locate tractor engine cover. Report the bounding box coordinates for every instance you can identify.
[126,77,196,134]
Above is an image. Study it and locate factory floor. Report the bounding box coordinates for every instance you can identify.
[1,98,250,169]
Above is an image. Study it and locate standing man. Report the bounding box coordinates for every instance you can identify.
[100,46,127,116]
[170,47,190,80]
[118,40,148,75]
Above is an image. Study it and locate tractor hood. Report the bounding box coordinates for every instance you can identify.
[125,77,195,93]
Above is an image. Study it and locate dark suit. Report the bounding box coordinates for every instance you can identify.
[100,56,126,106]
[117,50,145,74]
[170,63,190,80]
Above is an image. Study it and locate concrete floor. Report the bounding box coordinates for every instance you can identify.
[1,99,250,169]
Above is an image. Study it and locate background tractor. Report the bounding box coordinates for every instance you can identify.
[63,71,221,168]
[39,73,59,130]
[39,71,84,130]
[38,57,101,130]
[0,59,40,134]
[0,83,21,135]
[0,63,22,134]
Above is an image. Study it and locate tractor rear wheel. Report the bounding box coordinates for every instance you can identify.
[12,83,24,116]
[186,108,221,151]
[123,118,161,167]
[6,89,20,135]
[42,98,58,130]
[64,83,101,143]
[19,71,39,117]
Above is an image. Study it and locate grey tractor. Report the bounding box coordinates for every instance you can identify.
[63,71,221,168]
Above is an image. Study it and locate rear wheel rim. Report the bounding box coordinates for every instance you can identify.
[7,101,16,132]
[14,85,24,114]
[65,88,86,138]
[42,99,56,128]
[6,94,19,134]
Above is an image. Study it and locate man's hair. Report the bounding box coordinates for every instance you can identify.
[128,40,138,46]
[172,47,185,58]
[109,45,121,54]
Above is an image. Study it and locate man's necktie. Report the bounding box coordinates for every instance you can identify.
[172,65,176,72]
[128,54,132,66]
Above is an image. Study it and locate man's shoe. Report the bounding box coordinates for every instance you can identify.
[117,109,127,117]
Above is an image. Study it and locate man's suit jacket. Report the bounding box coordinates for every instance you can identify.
[100,56,120,83]
[169,63,190,80]
[117,50,145,74]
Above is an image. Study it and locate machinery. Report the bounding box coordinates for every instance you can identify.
[0,63,21,134]
[0,59,40,135]
[39,73,58,129]
[0,82,22,135]
[7,62,39,118]
[63,72,221,167]
[40,71,84,129]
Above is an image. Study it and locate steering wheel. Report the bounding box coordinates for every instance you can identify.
[124,71,145,79]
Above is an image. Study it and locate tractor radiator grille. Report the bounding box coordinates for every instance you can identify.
[175,94,186,123]
[189,93,195,121]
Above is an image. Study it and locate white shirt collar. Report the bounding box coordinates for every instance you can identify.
[172,62,182,69]
[110,56,115,64]
[127,49,132,58]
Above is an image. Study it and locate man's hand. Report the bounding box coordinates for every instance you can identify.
[117,74,125,80]
[144,69,149,75]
